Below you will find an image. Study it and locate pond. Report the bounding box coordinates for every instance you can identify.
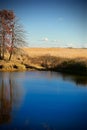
[0,71,87,130]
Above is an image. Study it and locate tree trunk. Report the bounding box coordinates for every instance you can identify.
[2,31,5,60]
[0,45,2,59]
[9,47,13,61]
[9,27,14,61]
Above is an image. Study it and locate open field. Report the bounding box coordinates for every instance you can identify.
[23,48,87,59]
[0,48,87,75]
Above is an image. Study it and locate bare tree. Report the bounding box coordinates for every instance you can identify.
[0,9,28,61]
[9,18,28,60]
[0,10,15,60]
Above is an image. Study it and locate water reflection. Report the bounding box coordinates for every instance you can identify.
[44,71,87,86]
[60,73,87,86]
[14,71,87,86]
[0,73,24,124]
[0,79,12,124]
[0,71,87,130]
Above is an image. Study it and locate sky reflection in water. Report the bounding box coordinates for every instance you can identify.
[0,71,87,130]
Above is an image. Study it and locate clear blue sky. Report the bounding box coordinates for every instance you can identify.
[0,0,87,47]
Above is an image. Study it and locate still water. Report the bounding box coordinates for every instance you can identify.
[0,71,87,130]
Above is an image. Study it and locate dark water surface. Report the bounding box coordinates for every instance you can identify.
[0,71,87,130]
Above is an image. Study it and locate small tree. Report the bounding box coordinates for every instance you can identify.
[0,9,27,60]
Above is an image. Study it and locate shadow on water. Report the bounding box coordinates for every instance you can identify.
[58,72,87,86]
[0,73,24,125]
[41,71,87,86]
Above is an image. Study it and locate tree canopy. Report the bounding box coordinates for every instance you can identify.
[0,9,27,60]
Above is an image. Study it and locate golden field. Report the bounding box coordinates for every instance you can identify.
[0,47,87,75]
[23,48,87,59]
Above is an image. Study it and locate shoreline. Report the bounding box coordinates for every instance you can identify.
[0,48,87,76]
[0,57,87,76]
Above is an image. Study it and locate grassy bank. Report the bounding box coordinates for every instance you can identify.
[27,55,87,75]
[0,48,87,76]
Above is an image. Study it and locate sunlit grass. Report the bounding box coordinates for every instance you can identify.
[0,48,87,75]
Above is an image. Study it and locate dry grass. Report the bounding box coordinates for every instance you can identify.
[23,48,87,59]
[22,48,87,75]
[0,61,26,72]
[0,47,87,75]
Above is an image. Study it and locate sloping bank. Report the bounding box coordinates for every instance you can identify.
[27,55,87,76]
[0,55,87,76]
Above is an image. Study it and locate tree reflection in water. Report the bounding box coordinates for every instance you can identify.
[0,73,24,124]
[0,71,87,129]
[0,79,12,124]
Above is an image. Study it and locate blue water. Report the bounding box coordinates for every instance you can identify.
[0,71,87,130]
